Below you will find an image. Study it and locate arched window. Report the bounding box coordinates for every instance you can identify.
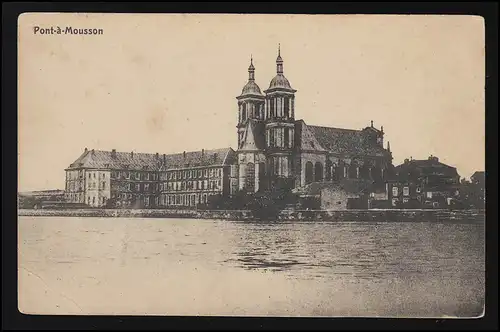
[305,161,314,185]
[246,162,255,192]
[314,162,323,182]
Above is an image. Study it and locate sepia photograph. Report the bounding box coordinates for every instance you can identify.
[17,13,485,318]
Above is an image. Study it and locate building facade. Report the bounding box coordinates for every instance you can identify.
[65,148,236,208]
[233,47,394,195]
[65,47,394,208]
[386,155,461,208]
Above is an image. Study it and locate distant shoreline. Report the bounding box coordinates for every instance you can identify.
[18,208,485,223]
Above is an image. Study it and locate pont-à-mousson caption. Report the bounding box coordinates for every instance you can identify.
[33,26,104,35]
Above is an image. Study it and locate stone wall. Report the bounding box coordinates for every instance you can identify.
[18,208,485,223]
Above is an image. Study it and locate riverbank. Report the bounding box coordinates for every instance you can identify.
[18,208,485,222]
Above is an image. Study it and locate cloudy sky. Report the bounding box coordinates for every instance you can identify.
[18,14,485,191]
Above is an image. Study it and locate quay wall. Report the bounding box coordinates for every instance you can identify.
[18,208,485,223]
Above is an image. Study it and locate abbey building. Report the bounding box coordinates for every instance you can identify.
[64,47,393,208]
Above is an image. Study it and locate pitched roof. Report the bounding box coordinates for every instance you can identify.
[299,121,388,157]
[395,158,459,179]
[159,148,236,170]
[239,119,266,151]
[67,148,235,171]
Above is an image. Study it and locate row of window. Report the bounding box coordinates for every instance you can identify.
[160,193,216,206]
[161,168,222,181]
[266,127,293,149]
[239,102,264,123]
[266,96,294,119]
[66,171,83,180]
[121,183,159,192]
[66,181,84,192]
[87,196,107,206]
[66,193,83,202]
[87,181,107,190]
[111,171,157,181]
[391,186,421,197]
[160,180,222,192]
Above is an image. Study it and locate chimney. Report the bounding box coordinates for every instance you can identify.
[387,141,391,152]
[371,120,374,128]
[404,158,410,164]
[131,151,134,159]
[111,149,116,158]
[213,153,217,162]
[163,153,166,165]
[202,149,205,158]
[155,152,159,160]
[84,147,88,153]
[381,126,384,133]
[183,151,186,159]
[91,149,95,155]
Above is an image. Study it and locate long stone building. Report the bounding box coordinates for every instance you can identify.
[65,47,393,208]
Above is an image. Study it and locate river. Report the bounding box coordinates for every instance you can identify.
[18,216,484,317]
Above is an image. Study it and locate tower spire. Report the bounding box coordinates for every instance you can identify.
[387,141,391,152]
[248,55,255,81]
[276,44,283,74]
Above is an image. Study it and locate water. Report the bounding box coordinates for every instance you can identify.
[18,217,485,317]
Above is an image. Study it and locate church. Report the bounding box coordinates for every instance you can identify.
[233,47,393,195]
[64,47,394,208]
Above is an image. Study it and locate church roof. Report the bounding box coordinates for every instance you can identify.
[268,74,293,90]
[240,80,263,96]
[298,121,388,157]
[66,148,236,171]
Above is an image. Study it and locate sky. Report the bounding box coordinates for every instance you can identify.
[18,14,485,191]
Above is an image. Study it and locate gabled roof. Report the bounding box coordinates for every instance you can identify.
[239,119,266,151]
[297,120,388,157]
[67,148,236,171]
[67,150,162,171]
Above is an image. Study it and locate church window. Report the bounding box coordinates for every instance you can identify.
[270,98,275,118]
[246,163,255,192]
[392,187,399,197]
[403,187,410,196]
[284,98,290,118]
[284,128,289,148]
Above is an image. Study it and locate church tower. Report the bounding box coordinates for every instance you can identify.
[263,45,297,189]
[235,57,267,193]
[236,57,265,149]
